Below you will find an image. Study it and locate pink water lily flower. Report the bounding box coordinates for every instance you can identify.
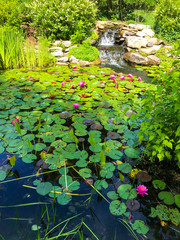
[27,88,31,91]
[138,77,142,81]
[120,75,125,80]
[136,185,148,197]
[110,75,116,80]
[61,82,66,86]
[72,66,77,69]
[12,118,19,126]
[128,74,133,78]
[72,103,79,108]
[71,84,74,88]
[170,68,173,72]
[79,81,85,87]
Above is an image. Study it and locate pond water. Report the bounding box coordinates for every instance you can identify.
[0,50,179,239]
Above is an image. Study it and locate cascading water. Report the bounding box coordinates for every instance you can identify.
[97,28,152,82]
[98,29,117,46]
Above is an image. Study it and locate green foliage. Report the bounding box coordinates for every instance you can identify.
[25,0,97,39]
[69,41,99,62]
[154,0,180,42]
[0,0,23,29]
[136,62,180,166]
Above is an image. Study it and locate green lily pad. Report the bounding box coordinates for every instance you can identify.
[22,154,37,163]
[31,225,41,231]
[109,200,127,216]
[117,184,136,200]
[107,191,119,200]
[169,208,180,225]
[94,179,108,190]
[57,193,72,205]
[124,147,140,159]
[100,162,115,179]
[0,170,6,181]
[79,168,91,178]
[34,143,46,151]
[132,220,149,234]
[76,159,88,168]
[49,186,62,198]
[152,180,166,190]
[158,191,175,205]
[36,182,53,196]
[118,163,132,174]
[89,153,100,163]
[108,149,123,160]
[175,195,180,208]
[59,175,80,191]
[89,144,101,153]
[106,140,122,150]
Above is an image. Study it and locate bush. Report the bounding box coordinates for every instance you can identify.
[0,0,23,29]
[68,41,99,62]
[154,0,180,42]
[26,0,97,40]
[134,58,180,167]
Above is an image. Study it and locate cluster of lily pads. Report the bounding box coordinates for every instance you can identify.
[0,65,179,237]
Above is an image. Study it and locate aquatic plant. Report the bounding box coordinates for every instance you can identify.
[135,185,148,197]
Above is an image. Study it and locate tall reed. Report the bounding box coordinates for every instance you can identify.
[0,27,55,70]
[0,28,24,69]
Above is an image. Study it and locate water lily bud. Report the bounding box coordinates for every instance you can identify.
[12,118,19,126]
[79,81,85,87]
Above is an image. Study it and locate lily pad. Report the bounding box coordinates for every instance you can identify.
[79,168,91,178]
[94,179,108,190]
[0,170,6,181]
[107,132,120,140]
[152,180,166,190]
[57,193,72,205]
[100,162,115,179]
[107,191,119,200]
[126,199,140,211]
[90,123,103,130]
[137,171,152,182]
[109,200,127,216]
[132,220,149,234]
[117,184,136,200]
[124,148,140,158]
[118,163,132,174]
[175,195,180,208]
[108,149,123,160]
[158,191,175,205]
[106,140,122,150]
[36,182,53,196]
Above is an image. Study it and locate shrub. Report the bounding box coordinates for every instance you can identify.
[68,41,99,62]
[25,0,97,40]
[0,0,23,29]
[154,0,180,42]
[134,59,180,167]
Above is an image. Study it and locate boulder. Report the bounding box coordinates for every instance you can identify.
[141,28,155,37]
[49,46,63,51]
[51,51,63,57]
[62,40,71,48]
[124,52,160,65]
[147,55,161,65]
[140,45,161,55]
[147,37,158,45]
[128,24,150,30]
[125,36,149,49]
[124,52,149,65]
[57,56,69,62]
[121,30,135,37]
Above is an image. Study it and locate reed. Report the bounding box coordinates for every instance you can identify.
[0,28,24,69]
[0,27,55,70]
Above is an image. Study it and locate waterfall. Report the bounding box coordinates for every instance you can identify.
[98,29,117,46]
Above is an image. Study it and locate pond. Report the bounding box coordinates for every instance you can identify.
[0,66,179,240]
